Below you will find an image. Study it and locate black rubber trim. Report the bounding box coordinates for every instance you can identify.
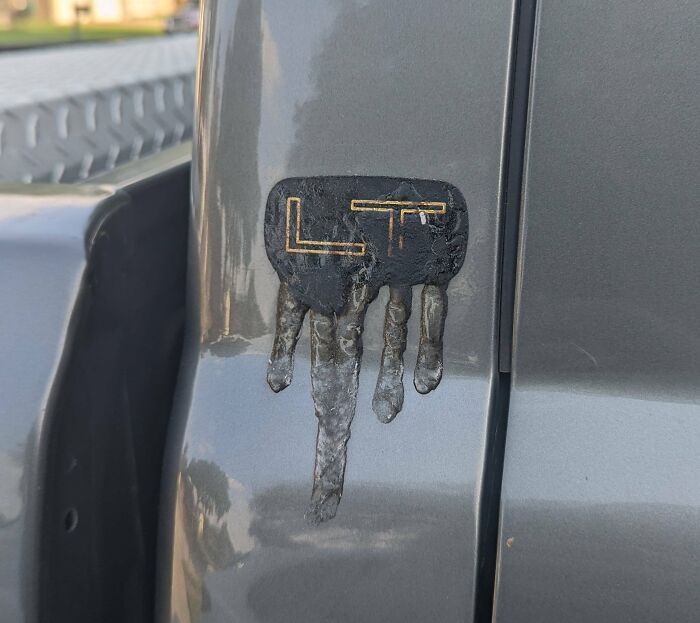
[474,372,512,623]
[38,165,189,623]
[474,0,538,621]
[498,0,538,374]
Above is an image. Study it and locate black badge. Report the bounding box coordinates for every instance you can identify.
[264,176,468,315]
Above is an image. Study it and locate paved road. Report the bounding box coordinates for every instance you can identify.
[0,35,197,183]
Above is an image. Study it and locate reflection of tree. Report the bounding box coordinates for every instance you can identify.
[196,0,267,344]
[185,458,231,520]
[172,450,241,623]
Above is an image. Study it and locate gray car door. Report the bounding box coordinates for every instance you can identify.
[156,0,526,621]
[494,0,700,621]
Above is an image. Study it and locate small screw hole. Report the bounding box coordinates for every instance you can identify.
[63,508,78,533]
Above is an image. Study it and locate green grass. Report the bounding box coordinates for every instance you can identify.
[0,20,162,49]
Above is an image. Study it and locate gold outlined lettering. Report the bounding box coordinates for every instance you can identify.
[285,196,447,257]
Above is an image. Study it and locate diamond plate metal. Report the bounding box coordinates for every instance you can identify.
[0,35,196,183]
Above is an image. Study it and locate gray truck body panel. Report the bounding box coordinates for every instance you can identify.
[0,145,191,622]
[0,0,697,620]
[495,0,700,621]
[157,0,516,620]
[0,185,111,622]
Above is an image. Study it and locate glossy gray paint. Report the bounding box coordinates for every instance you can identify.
[495,1,700,621]
[0,145,191,622]
[158,0,516,621]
